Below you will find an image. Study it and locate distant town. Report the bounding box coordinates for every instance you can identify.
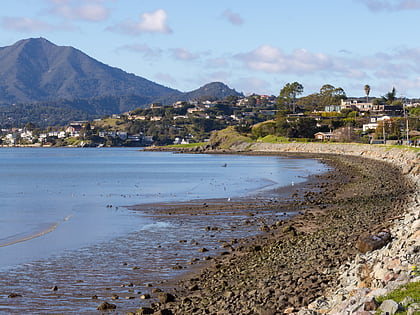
[1,85,420,147]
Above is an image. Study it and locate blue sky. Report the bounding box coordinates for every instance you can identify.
[1,0,420,98]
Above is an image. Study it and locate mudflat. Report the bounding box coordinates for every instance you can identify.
[130,153,413,315]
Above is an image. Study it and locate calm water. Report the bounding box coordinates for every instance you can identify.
[0,148,325,313]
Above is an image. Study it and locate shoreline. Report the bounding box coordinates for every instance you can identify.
[1,145,417,314]
[126,149,416,315]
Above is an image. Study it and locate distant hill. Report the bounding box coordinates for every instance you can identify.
[0,37,180,105]
[157,82,243,104]
[0,38,244,127]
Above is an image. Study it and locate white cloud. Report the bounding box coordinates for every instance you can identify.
[171,48,199,61]
[222,9,244,25]
[48,0,110,21]
[236,45,334,74]
[1,17,56,32]
[356,0,420,11]
[109,9,172,35]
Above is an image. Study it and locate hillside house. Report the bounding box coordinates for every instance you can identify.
[66,124,83,134]
[341,99,372,111]
[314,132,333,141]
[362,116,391,132]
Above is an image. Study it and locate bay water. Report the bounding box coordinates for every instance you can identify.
[0,148,326,313]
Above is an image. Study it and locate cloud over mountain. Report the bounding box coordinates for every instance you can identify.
[0,17,57,32]
[47,0,111,22]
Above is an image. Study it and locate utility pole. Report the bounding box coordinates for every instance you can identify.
[382,120,386,144]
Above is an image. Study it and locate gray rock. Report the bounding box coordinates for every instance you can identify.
[407,303,420,315]
[379,299,402,315]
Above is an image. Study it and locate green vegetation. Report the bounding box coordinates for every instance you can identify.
[277,82,304,113]
[2,80,420,148]
[252,117,319,139]
[375,280,420,314]
[208,126,253,150]
[257,135,291,143]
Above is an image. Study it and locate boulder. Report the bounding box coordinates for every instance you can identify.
[158,292,175,303]
[363,298,379,311]
[356,230,391,253]
[379,299,402,315]
[97,301,116,310]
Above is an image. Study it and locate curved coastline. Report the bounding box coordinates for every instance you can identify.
[144,143,419,315]
[2,144,418,314]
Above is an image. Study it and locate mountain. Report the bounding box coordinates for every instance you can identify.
[0,37,181,105]
[0,38,244,127]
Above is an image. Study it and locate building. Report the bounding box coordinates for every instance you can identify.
[314,132,333,141]
[324,105,343,112]
[362,116,391,132]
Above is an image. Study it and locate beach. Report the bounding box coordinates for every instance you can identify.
[125,152,414,315]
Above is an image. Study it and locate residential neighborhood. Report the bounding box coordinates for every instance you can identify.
[1,89,419,147]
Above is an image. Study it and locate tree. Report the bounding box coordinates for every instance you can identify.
[277,82,304,113]
[319,84,346,108]
[383,87,396,105]
[364,85,371,103]
[295,93,321,112]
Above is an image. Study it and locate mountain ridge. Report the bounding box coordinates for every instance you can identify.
[0,37,181,105]
[0,38,243,127]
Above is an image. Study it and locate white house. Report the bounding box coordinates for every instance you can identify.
[362,116,391,132]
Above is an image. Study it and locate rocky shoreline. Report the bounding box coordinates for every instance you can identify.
[135,143,419,315]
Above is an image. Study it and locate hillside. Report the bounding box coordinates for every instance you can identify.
[0,38,180,105]
[157,82,243,104]
[0,38,244,127]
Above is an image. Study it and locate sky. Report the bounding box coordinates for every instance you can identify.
[1,0,420,98]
